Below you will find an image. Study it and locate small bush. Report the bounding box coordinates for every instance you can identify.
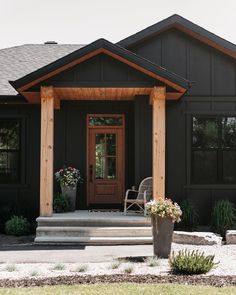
[123,266,133,274]
[53,263,65,270]
[176,199,199,231]
[5,216,30,236]
[53,193,69,213]
[110,261,121,269]
[5,264,17,272]
[74,264,88,273]
[169,250,215,275]
[29,270,39,277]
[211,200,236,239]
[145,257,159,267]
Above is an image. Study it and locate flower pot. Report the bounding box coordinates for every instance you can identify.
[60,184,77,211]
[151,215,174,258]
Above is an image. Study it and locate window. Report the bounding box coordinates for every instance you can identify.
[192,116,236,184]
[0,120,21,183]
[88,116,123,126]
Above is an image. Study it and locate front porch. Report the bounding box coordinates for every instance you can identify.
[35,210,152,245]
[9,39,189,244]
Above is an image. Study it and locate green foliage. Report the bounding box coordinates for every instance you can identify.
[123,266,133,274]
[53,263,65,271]
[145,257,159,267]
[211,200,236,238]
[169,250,215,275]
[5,264,17,272]
[74,264,88,273]
[176,199,199,231]
[5,216,30,236]
[53,193,69,213]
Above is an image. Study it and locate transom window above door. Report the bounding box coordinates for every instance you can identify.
[88,115,123,126]
[192,116,236,184]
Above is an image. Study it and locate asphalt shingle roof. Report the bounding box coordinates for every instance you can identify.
[0,44,84,96]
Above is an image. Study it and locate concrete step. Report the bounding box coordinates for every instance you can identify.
[36,217,150,228]
[36,226,152,238]
[34,236,153,245]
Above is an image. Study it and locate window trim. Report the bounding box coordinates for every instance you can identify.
[191,115,236,185]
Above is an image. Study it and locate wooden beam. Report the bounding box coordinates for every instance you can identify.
[151,86,166,200]
[40,86,54,216]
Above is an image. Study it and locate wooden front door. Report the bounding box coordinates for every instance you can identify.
[87,115,125,205]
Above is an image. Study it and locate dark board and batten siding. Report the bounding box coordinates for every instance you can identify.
[131,29,236,96]
[131,28,236,223]
[0,102,134,219]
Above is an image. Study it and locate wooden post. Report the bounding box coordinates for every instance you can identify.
[40,86,54,216]
[150,86,166,200]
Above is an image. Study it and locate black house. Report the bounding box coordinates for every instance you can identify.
[0,15,236,226]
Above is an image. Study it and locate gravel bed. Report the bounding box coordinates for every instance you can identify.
[0,243,235,287]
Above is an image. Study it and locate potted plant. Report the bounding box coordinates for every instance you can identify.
[55,166,83,211]
[146,198,182,258]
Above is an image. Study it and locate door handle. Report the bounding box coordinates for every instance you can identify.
[89,164,93,182]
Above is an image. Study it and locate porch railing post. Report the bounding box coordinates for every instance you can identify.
[150,86,166,200]
[40,86,54,216]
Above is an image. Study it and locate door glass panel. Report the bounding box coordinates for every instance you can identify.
[106,134,116,156]
[107,157,116,179]
[89,116,123,126]
[95,134,105,156]
[95,156,105,179]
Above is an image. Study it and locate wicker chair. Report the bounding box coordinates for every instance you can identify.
[124,177,153,215]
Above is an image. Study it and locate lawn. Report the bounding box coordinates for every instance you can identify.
[0,283,235,295]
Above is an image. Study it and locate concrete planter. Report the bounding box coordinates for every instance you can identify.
[61,184,77,211]
[151,215,174,258]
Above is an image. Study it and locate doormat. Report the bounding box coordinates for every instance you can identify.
[88,209,121,213]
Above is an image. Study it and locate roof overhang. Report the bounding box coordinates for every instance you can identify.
[9,38,191,104]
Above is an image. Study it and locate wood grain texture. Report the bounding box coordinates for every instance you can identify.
[40,86,54,216]
[151,86,166,200]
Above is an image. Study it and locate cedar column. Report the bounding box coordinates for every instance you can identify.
[150,86,166,200]
[40,86,54,216]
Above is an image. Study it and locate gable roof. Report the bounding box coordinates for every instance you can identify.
[10,38,190,94]
[117,14,236,59]
[0,44,84,96]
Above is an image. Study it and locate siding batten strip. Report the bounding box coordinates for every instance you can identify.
[151,86,166,200]
[40,86,54,216]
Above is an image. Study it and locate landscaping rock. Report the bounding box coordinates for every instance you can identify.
[173,231,222,245]
[226,230,236,244]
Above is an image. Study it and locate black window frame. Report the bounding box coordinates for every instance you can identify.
[191,115,236,185]
[0,118,22,185]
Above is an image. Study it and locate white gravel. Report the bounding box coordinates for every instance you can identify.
[0,243,235,279]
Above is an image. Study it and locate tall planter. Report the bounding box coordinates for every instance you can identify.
[151,215,174,258]
[60,184,77,211]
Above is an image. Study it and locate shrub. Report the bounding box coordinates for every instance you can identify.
[75,264,88,273]
[5,215,30,236]
[53,263,65,270]
[53,193,69,213]
[211,200,236,238]
[176,199,199,231]
[123,266,133,274]
[169,250,215,275]
[145,257,159,267]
